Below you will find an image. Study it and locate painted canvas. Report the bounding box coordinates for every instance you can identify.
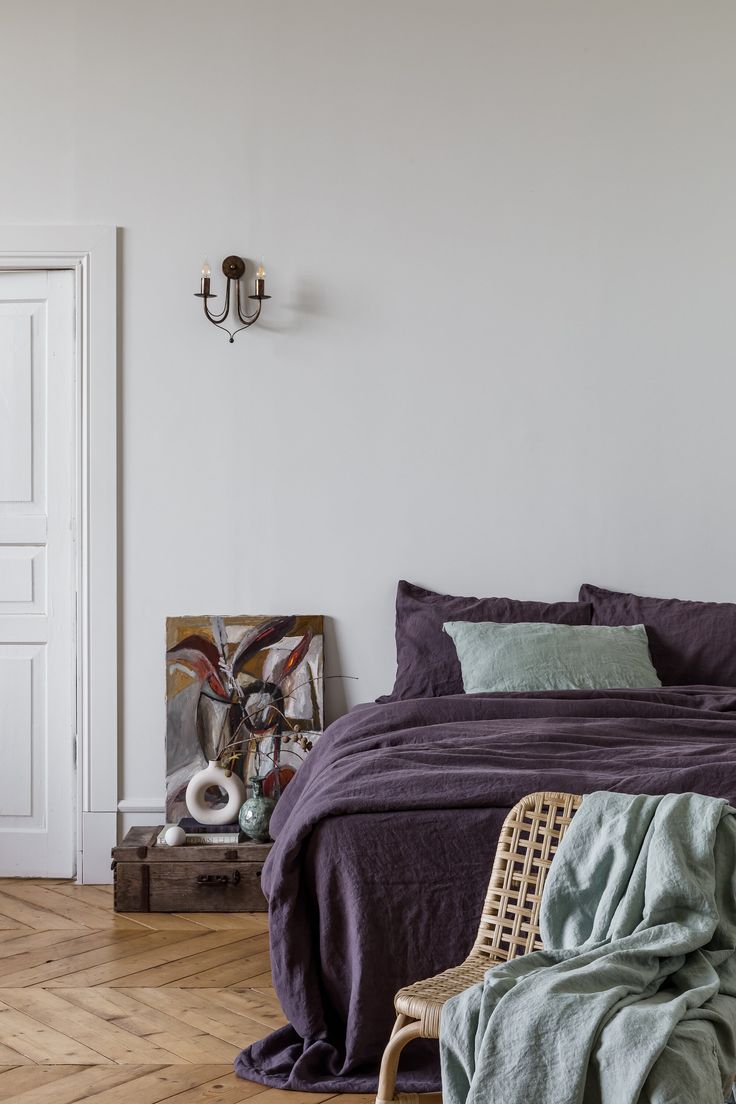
[166,614,324,823]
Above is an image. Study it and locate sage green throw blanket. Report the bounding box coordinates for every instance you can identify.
[440,792,736,1104]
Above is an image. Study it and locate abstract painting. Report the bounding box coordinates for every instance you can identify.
[166,614,324,823]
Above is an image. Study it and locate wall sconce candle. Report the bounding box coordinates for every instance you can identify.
[194,255,270,343]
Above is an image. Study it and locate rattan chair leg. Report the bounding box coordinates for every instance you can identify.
[390,1014,410,1038]
[375,1018,423,1104]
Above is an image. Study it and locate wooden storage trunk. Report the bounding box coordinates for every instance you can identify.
[112,826,272,912]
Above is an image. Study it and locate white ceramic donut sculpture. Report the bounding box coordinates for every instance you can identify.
[185,760,246,825]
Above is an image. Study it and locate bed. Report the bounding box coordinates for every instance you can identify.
[234,685,736,1092]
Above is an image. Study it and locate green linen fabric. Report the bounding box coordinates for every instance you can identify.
[443,621,662,692]
[440,791,736,1104]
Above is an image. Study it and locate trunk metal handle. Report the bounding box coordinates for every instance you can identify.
[196,871,241,887]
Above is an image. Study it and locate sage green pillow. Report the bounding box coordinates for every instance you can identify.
[442,621,662,693]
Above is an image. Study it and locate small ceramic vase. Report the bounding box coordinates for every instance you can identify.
[239,776,277,842]
[185,760,246,825]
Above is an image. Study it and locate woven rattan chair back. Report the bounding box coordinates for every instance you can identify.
[375,791,583,1104]
[472,790,582,963]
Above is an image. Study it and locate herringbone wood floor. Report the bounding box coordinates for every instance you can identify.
[0,879,373,1104]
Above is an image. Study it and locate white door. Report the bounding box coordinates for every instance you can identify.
[0,270,76,876]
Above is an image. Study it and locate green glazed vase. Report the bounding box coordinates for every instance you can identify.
[238,776,276,843]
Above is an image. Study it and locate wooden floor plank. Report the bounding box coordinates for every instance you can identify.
[100,936,266,989]
[0,1000,114,1064]
[195,988,287,1032]
[0,988,187,1065]
[243,1091,336,1104]
[0,887,98,931]
[155,1070,265,1103]
[174,956,272,989]
[172,914,269,934]
[119,988,275,1048]
[0,930,194,988]
[0,882,141,931]
[0,928,136,963]
[231,970,273,990]
[115,913,212,932]
[1,1064,155,1104]
[38,884,119,912]
[0,1041,35,1064]
[0,892,82,932]
[57,989,240,1063]
[0,917,34,932]
[42,930,253,989]
[0,1064,88,1101]
[248,988,282,1010]
[63,1064,234,1104]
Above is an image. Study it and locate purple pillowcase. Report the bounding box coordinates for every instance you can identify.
[579,583,736,687]
[381,580,593,701]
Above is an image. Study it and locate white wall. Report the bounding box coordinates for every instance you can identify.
[2,0,736,816]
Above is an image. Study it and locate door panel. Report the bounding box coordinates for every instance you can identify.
[0,270,76,876]
[0,546,45,609]
[0,313,33,501]
[0,647,36,816]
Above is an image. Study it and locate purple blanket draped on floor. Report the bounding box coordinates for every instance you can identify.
[234,687,736,1092]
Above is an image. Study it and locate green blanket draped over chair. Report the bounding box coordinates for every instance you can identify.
[440,792,736,1104]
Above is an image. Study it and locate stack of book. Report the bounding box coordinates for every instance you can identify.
[156,819,245,846]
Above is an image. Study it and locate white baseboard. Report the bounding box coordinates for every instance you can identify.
[80,802,164,885]
[117,798,166,813]
[79,811,117,885]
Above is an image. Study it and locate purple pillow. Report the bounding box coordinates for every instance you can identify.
[579,583,736,687]
[382,580,593,701]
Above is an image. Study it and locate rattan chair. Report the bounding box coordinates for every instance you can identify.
[375,791,582,1104]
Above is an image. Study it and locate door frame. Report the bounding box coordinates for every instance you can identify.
[0,226,117,883]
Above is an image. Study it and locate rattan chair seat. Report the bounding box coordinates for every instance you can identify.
[394,952,504,1037]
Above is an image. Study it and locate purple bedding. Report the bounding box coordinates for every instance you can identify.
[234,687,736,1092]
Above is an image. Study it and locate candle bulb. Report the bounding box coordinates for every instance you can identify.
[255,264,266,298]
[200,260,211,296]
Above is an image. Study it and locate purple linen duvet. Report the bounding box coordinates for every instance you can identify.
[235,687,736,1092]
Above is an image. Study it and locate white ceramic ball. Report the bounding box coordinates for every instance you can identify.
[164,825,186,847]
